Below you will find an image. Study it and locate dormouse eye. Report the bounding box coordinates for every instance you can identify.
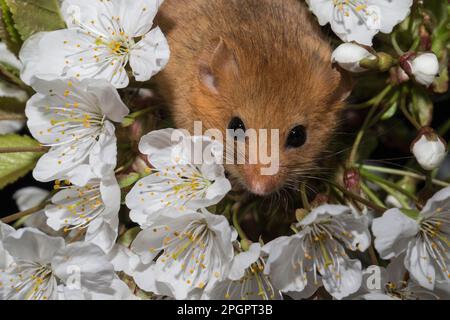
[228,117,246,131]
[228,117,246,141]
[286,125,307,149]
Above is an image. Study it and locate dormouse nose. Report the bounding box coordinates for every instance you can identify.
[242,164,280,196]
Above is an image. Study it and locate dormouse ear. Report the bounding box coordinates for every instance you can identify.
[199,38,239,94]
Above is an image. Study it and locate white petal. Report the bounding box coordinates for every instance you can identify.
[114,0,162,37]
[305,0,334,26]
[130,27,170,81]
[3,228,64,264]
[371,0,413,34]
[321,258,362,300]
[0,42,21,69]
[106,244,140,275]
[372,209,419,259]
[404,238,436,290]
[19,30,80,85]
[52,242,115,292]
[421,186,450,217]
[299,204,351,226]
[0,120,24,134]
[85,80,129,122]
[13,187,49,211]
[228,243,261,281]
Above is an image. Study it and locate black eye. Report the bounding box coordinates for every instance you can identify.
[286,125,307,149]
[228,117,246,131]
[228,117,246,141]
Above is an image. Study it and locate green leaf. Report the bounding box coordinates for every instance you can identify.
[400,208,420,221]
[0,134,43,189]
[118,172,141,189]
[0,0,21,54]
[4,0,65,41]
[381,101,398,121]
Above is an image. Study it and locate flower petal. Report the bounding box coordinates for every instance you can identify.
[372,209,419,259]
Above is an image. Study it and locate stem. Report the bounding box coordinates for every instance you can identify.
[399,90,421,130]
[361,165,450,188]
[391,33,405,56]
[0,114,26,121]
[1,202,48,224]
[232,204,248,241]
[349,105,377,165]
[349,86,392,165]
[368,245,379,266]
[438,118,450,136]
[300,183,311,211]
[370,178,411,209]
[361,170,419,203]
[0,146,48,153]
[360,181,385,208]
[330,182,386,214]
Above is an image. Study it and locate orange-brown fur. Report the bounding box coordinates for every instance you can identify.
[154,0,350,195]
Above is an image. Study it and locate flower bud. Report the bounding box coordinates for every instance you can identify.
[331,43,376,73]
[411,127,447,171]
[400,52,440,87]
[344,168,361,193]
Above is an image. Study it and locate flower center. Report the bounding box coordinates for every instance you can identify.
[6,262,55,300]
[333,0,368,14]
[332,0,380,30]
[419,212,450,281]
[54,181,104,232]
[140,167,213,210]
[296,220,355,286]
[224,259,277,300]
[149,220,216,289]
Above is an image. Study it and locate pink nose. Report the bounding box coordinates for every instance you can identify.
[243,165,279,196]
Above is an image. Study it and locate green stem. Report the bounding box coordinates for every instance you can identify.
[361,165,450,188]
[361,170,419,203]
[399,90,421,130]
[300,183,311,211]
[232,204,248,241]
[438,117,450,136]
[330,182,386,214]
[391,33,405,56]
[360,181,385,208]
[349,86,393,165]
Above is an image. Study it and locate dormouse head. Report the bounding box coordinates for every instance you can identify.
[191,37,352,196]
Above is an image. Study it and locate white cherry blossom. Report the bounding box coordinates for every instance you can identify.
[306,0,413,46]
[126,129,231,226]
[19,0,169,88]
[131,208,236,300]
[0,228,128,300]
[44,174,121,253]
[26,77,129,186]
[264,205,371,300]
[204,243,283,300]
[372,186,450,290]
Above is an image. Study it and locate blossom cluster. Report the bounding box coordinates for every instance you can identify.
[0,0,449,301]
